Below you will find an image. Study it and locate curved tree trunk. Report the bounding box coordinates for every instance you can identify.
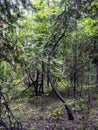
[45,28,74,120]
[47,64,74,120]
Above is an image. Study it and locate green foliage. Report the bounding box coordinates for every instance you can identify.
[79,17,98,36]
[47,108,63,120]
[0,1,98,129]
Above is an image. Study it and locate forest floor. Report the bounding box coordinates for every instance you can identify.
[10,86,98,130]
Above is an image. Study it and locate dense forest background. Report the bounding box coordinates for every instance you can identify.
[0,0,98,130]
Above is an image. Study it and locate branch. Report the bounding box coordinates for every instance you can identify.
[49,29,66,56]
[0,120,11,130]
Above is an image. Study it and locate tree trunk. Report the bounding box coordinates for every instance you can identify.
[0,85,1,119]
[33,69,39,96]
[95,61,98,86]
[47,64,74,120]
[39,62,44,94]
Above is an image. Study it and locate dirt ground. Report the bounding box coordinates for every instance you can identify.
[11,94,98,130]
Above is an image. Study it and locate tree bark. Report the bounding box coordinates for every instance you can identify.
[41,61,44,94]
[0,85,2,119]
[47,63,74,120]
[95,61,98,86]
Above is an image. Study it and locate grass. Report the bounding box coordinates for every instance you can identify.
[1,81,98,130]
